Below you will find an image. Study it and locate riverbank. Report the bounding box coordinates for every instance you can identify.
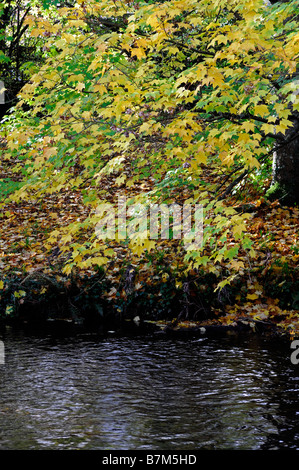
[0,253,297,341]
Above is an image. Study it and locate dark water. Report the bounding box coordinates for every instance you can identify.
[0,326,298,450]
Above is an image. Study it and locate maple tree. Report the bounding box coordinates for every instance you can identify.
[0,0,298,334]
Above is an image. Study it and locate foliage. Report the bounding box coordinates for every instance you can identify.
[0,0,298,332]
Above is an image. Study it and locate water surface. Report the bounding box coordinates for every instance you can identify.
[0,327,298,450]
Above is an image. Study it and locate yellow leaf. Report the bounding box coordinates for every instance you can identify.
[0,280,4,290]
[254,104,269,117]
[276,119,293,135]
[62,264,73,275]
[260,123,276,134]
[68,74,85,82]
[133,48,146,60]
[230,260,245,271]
[238,133,251,144]
[14,290,26,298]
[139,121,154,133]
[233,222,246,238]
[81,111,91,120]
[242,121,255,133]
[71,122,84,133]
[194,147,207,164]
[90,256,108,266]
[143,239,156,252]
[93,84,106,94]
[75,82,85,91]
[115,175,127,186]
[146,15,160,29]
[247,293,259,300]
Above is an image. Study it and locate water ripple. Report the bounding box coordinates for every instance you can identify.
[0,330,298,449]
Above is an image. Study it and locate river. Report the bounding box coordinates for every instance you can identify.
[0,326,298,450]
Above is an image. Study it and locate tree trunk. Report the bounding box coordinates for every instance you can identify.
[266,1,299,206]
[271,113,299,205]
